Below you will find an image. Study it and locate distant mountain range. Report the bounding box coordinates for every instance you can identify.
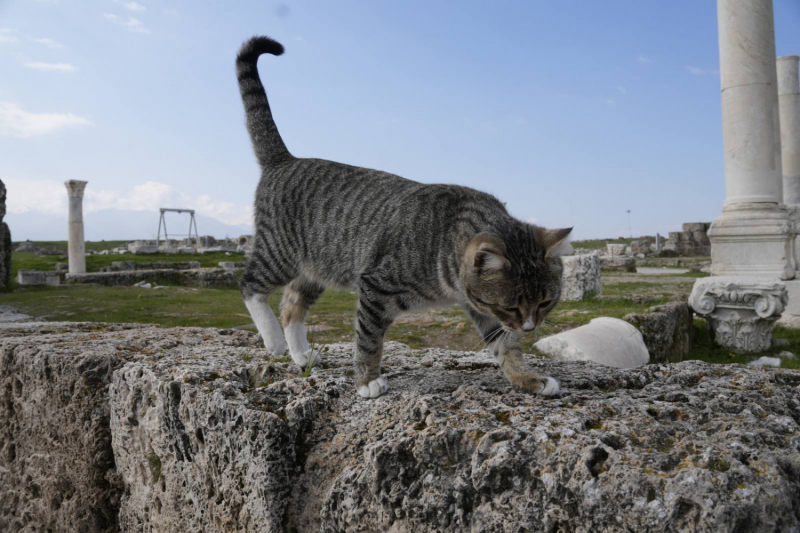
[6,209,253,242]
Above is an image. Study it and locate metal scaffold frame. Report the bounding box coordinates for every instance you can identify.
[156,208,199,249]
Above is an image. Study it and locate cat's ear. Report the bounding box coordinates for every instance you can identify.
[465,233,510,272]
[543,227,573,258]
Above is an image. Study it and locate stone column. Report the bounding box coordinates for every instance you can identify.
[708,0,794,280]
[778,56,800,204]
[65,180,88,274]
[777,56,800,314]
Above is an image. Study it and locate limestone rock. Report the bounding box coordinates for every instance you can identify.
[534,317,649,368]
[600,255,637,272]
[560,254,602,302]
[2,322,800,532]
[624,302,694,363]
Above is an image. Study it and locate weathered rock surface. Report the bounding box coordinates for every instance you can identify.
[560,254,602,302]
[624,302,694,364]
[2,321,800,532]
[534,317,650,368]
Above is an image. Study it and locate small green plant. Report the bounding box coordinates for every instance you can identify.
[247,364,269,389]
[147,452,162,482]
[302,339,329,378]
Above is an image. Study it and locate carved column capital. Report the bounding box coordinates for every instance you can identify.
[690,276,787,354]
[64,180,88,199]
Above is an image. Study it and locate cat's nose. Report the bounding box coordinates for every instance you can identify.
[521,319,536,332]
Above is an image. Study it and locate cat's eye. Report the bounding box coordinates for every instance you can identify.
[539,300,553,309]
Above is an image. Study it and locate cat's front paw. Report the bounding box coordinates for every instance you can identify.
[357,376,388,399]
[510,373,560,396]
[540,376,560,396]
[262,335,287,357]
[292,348,321,368]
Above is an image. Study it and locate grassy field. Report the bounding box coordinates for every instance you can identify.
[3,243,798,368]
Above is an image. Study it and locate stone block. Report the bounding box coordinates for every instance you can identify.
[606,243,626,256]
[0,325,131,532]
[599,256,636,272]
[534,317,649,368]
[133,246,158,255]
[560,254,602,302]
[624,302,694,363]
[682,222,708,232]
[2,322,800,532]
[16,270,46,285]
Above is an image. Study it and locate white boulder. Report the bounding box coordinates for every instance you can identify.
[534,317,649,368]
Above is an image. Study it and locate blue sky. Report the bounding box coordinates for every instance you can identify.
[2,0,800,241]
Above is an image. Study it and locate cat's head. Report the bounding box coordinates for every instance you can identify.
[461,226,572,333]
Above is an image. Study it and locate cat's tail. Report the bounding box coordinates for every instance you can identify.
[237,36,292,167]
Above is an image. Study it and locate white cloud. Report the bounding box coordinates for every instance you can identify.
[0,28,18,44]
[606,99,616,106]
[5,178,254,227]
[32,37,63,49]
[0,102,90,138]
[637,55,652,64]
[685,65,719,76]
[114,0,146,12]
[24,62,77,72]
[104,13,150,33]
[4,178,66,215]
[526,217,538,224]
[617,86,627,94]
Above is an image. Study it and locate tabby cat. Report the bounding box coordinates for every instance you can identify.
[237,36,571,399]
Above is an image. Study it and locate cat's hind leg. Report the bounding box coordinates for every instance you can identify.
[467,307,559,396]
[241,269,287,356]
[280,277,326,367]
[353,287,395,399]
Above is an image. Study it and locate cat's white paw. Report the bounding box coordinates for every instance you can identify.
[263,336,287,357]
[540,376,560,396]
[292,348,321,368]
[357,376,388,399]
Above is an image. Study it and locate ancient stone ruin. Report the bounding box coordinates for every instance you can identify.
[0,179,11,289]
[664,223,711,257]
[2,321,799,532]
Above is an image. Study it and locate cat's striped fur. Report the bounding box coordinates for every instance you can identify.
[237,36,571,399]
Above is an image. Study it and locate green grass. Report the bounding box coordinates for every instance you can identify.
[4,246,800,369]
[572,237,651,250]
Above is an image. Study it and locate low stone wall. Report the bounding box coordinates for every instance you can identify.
[105,261,202,272]
[66,268,242,289]
[2,321,799,532]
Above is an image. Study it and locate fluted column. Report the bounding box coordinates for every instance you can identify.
[65,180,87,274]
[707,0,794,280]
[778,56,800,205]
